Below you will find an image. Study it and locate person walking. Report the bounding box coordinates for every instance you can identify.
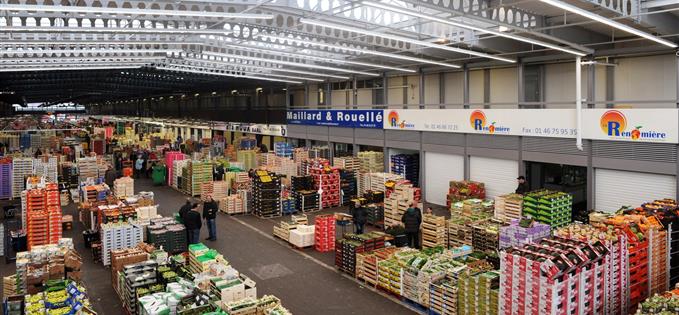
[184,203,202,244]
[203,196,219,241]
[351,201,367,234]
[134,155,144,179]
[401,203,422,249]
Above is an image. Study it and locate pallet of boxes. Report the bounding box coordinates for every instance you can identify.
[383,179,418,228]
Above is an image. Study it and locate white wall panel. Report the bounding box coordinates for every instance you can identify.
[470,157,518,198]
[469,70,484,105]
[425,152,464,205]
[490,67,518,107]
[308,84,318,108]
[357,89,372,106]
[331,90,347,106]
[444,72,464,105]
[614,54,677,107]
[388,76,405,105]
[407,75,420,105]
[545,62,587,107]
[424,74,440,105]
[595,169,676,212]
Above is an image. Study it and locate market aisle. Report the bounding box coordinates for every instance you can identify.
[136,179,416,315]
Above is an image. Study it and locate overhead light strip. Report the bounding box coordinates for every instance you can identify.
[201,51,380,76]
[182,57,349,79]
[219,42,416,73]
[299,18,516,63]
[0,65,141,72]
[0,62,151,68]
[0,4,274,19]
[0,40,204,46]
[1,49,181,55]
[258,34,460,69]
[0,56,165,62]
[155,66,302,84]
[540,0,676,48]
[363,1,587,56]
[0,27,233,36]
[167,63,324,82]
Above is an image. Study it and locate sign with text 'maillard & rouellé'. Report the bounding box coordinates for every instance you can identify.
[286,110,383,128]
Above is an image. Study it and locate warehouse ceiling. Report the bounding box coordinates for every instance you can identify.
[0,0,677,105]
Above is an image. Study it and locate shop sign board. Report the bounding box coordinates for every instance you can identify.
[228,123,287,137]
[581,109,678,143]
[383,108,679,143]
[286,110,383,128]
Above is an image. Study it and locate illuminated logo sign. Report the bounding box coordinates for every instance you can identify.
[469,110,509,134]
[600,110,665,141]
[388,110,414,129]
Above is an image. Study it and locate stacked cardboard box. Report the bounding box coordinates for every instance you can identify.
[110,246,149,294]
[335,232,386,276]
[182,160,213,196]
[219,194,246,214]
[33,156,58,183]
[274,142,293,157]
[522,190,573,228]
[146,217,187,254]
[308,161,341,209]
[252,171,281,218]
[390,154,419,186]
[113,176,134,198]
[237,150,258,171]
[383,181,420,228]
[450,198,494,216]
[77,157,99,182]
[447,212,492,248]
[100,222,144,266]
[24,183,62,249]
[314,214,335,252]
[471,220,503,253]
[498,219,551,249]
[12,157,33,198]
[458,271,500,315]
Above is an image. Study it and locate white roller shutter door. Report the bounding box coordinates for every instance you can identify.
[425,152,464,206]
[595,169,676,212]
[469,157,518,199]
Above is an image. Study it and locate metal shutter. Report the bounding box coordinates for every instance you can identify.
[595,169,676,212]
[469,157,519,199]
[425,152,464,206]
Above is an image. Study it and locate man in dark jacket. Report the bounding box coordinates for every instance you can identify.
[203,196,219,241]
[401,204,422,249]
[351,201,368,234]
[184,204,202,244]
[214,164,225,181]
[104,165,117,188]
[178,198,193,222]
[515,176,529,195]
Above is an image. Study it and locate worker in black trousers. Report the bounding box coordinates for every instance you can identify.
[184,204,202,244]
[351,201,367,234]
[401,203,422,249]
[203,196,218,241]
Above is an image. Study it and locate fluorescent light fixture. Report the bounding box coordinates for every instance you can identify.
[168,63,325,82]
[1,49,181,55]
[0,40,204,46]
[201,51,380,76]
[183,57,344,80]
[156,66,302,84]
[540,0,677,48]
[0,27,233,36]
[363,1,587,56]
[258,34,460,68]
[300,18,516,63]
[0,56,165,62]
[0,4,273,19]
[217,42,416,73]
[0,62,151,68]
[0,65,141,72]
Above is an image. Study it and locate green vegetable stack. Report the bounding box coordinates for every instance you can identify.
[522,190,573,229]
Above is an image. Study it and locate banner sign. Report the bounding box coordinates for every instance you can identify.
[384,109,577,138]
[383,108,678,143]
[228,123,287,137]
[582,109,678,143]
[287,110,383,128]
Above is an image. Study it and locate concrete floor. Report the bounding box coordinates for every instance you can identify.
[1,179,418,315]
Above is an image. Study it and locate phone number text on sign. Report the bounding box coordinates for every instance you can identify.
[522,127,578,137]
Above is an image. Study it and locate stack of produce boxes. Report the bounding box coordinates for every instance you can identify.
[335,232,386,276]
[165,152,185,186]
[252,171,282,218]
[390,154,419,186]
[448,210,492,249]
[429,271,465,315]
[333,156,360,176]
[521,190,572,228]
[554,223,629,315]
[447,181,486,208]
[113,176,134,198]
[219,194,246,214]
[33,156,58,183]
[100,222,144,266]
[291,176,318,213]
[25,184,62,249]
[339,169,357,205]
[293,148,309,174]
[77,157,99,182]
[237,150,258,171]
[357,151,384,193]
[457,262,499,315]
[450,198,494,216]
[12,157,33,198]
[308,161,340,209]
[314,214,335,252]
[357,247,399,287]
[499,236,608,315]
[146,217,188,254]
[640,199,679,287]
[182,160,213,196]
[171,159,188,190]
[274,142,293,157]
[494,194,523,223]
[471,220,502,254]
[121,260,159,315]
[383,181,420,228]
[498,218,551,249]
[421,214,446,249]
[365,204,384,228]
